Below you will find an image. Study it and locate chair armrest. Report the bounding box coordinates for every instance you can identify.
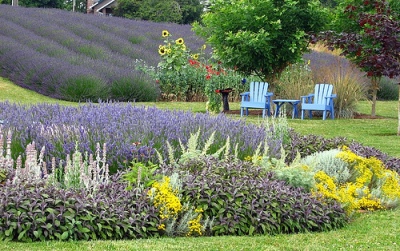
[300,94,314,98]
[301,94,314,103]
[324,94,337,101]
[324,94,337,106]
[241,92,250,102]
[264,92,273,103]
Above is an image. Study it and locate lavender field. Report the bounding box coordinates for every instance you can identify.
[0,5,206,102]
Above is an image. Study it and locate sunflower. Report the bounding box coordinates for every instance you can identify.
[158,46,167,55]
[176,38,184,45]
[162,30,170,37]
[191,53,199,60]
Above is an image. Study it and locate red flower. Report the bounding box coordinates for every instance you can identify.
[206,75,211,80]
[215,89,220,93]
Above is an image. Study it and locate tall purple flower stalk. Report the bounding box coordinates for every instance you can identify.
[0,102,282,172]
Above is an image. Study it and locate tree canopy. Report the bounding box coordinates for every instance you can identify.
[314,0,400,116]
[193,0,329,83]
[113,0,203,24]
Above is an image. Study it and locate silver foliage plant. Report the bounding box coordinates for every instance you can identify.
[1,129,109,191]
[300,149,351,185]
[0,129,14,182]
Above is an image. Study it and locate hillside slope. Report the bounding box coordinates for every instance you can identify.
[0,5,205,101]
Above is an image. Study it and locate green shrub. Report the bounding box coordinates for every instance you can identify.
[60,76,108,102]
[110,74,159,102]
[377,77,398,101]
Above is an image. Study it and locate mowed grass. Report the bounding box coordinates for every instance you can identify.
[1,209,399,251]
[1,76,400,250]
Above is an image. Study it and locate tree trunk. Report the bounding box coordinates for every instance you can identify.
[370,77,380,117]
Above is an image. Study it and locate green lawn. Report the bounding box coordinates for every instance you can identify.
[1,77,400,250]
[1,209,398,251]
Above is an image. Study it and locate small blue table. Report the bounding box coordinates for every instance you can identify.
[273,99,300,119]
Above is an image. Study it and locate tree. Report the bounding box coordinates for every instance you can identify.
[113,0,203,24]
[137,0,182,23]
[18,0,65,8]
[314,0,400,117]
[193,0,328,84]
[113,0,142,19]
[176,0,203,24]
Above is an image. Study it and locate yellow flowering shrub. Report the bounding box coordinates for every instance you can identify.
[148,176,182,220]
[148,175,209,237]
[187,214,203,236]
[313,146,400,215]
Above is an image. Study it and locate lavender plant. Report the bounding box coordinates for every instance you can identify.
[0,102,281,172]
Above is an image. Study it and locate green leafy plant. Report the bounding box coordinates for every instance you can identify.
[194,0,328,83]
[135,30,248,112]
[123,161,161,189]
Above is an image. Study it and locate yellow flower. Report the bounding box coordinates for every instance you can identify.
[176,38,184,45]
[158,46,167,56]
[150,176,182,220]
[191,53,199,60]
[202,44,206,50]
[181,44,187,51]
[162,30,170,37]
[187,214,203,236]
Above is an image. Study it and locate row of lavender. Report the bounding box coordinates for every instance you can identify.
[0,5,206,102]
[0,102,282,173]
[1,101,399,175]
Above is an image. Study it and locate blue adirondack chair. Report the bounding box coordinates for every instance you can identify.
[301,84,337,120]
[240,82,273,118]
